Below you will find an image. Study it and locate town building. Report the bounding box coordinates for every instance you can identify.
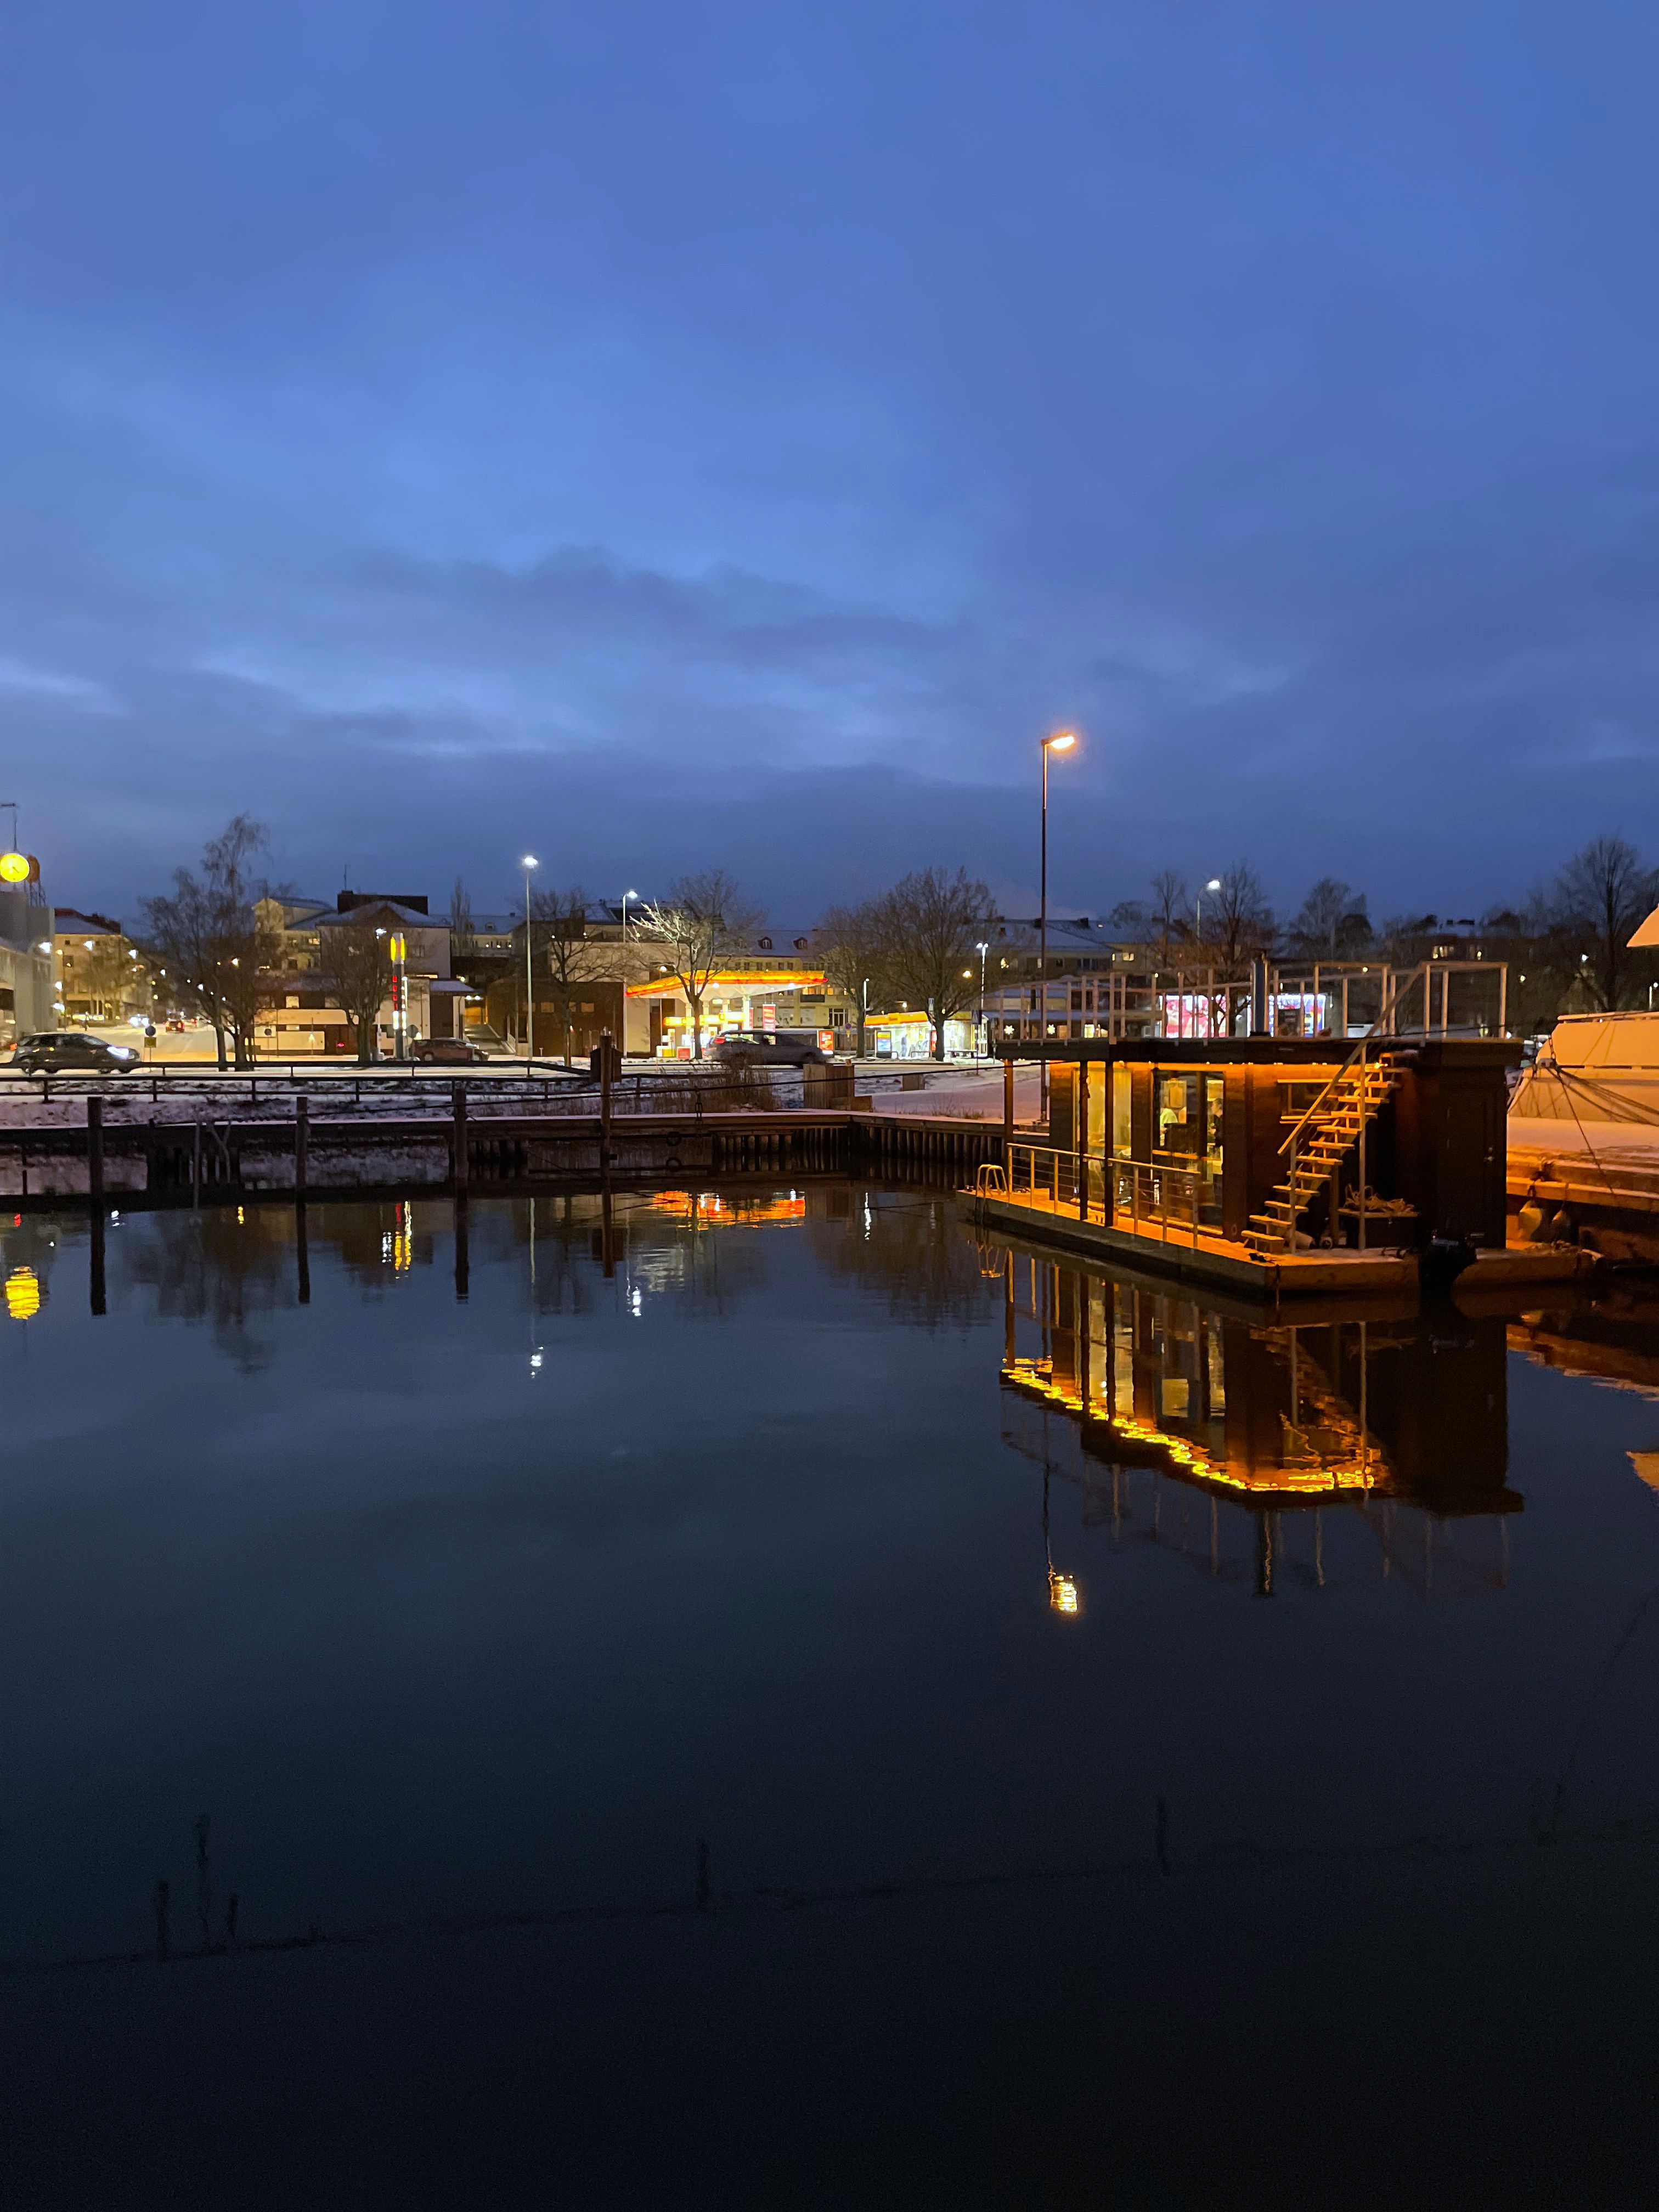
[52,909,151,1025]
[258,893,460,1056]
[0,871,55,1047]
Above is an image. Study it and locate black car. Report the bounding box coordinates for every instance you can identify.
[708,1029,830,1069]
[10,1031,140,1075]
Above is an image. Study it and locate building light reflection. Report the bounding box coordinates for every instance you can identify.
[646,1190,806,1229]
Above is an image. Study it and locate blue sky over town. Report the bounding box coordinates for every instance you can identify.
[4,0,1658,922]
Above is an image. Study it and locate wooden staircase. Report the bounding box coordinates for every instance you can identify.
[1243,1054,1404,1257]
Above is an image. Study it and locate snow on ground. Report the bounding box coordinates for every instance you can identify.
[867,1066,1041,1120]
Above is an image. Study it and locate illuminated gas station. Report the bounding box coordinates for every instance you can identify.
[625,951,855,1056]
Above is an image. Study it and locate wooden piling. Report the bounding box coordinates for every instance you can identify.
[294,1094,308,1197]
[599,1032,613,1167]
[452,1082,469,1188]
[87,1095,104,1205]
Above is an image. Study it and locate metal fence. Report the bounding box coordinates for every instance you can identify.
[0,1062,871,1123]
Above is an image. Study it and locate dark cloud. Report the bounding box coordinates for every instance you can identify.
[3,0,1658,922]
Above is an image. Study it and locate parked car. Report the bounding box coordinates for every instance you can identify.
[708,1030,830,1069]
[410,1037,489,1065]
[9,1031,140,1075]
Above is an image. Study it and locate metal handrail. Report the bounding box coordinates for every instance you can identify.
[1109,1155,1207,1249]
[1277,963,1426,1160]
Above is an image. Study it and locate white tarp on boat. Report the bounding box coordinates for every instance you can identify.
[1510,1012,1659,1126]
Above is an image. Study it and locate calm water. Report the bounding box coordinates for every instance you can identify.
[6,1188,1659,2208]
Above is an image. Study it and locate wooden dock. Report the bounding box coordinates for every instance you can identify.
[0,1101,1006,1207]
[962,1186,1595,1305]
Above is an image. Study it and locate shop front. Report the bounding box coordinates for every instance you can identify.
[627,965,845,1057]
[864,1010,979,1060]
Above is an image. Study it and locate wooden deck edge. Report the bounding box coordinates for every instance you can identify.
[961,1192,1594,1299]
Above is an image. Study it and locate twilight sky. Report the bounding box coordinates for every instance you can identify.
[3,0,1658,927]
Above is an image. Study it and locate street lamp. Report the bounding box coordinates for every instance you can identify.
[622,888,637,940]
[521,855,539,1061]
[975,940,990,1060]
[1039,730,1077,1114]
[1193,878,1222,1042]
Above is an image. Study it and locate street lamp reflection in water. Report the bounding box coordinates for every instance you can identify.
[1048,1570,1080,1617]
[4,1265,41,1320]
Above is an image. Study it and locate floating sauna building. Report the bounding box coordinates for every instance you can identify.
[972,1016,1590,1301]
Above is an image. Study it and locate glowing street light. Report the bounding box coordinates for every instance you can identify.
[521,855,539,1062]
[1039,730,1078,1113]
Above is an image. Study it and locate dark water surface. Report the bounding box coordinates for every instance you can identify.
[6,1188,1659,2208]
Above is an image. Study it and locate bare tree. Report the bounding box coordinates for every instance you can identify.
[328,921,394,1065]
[1148,869,1191,963]
[1286,877,1372,959]
[142,815,273,1069]
[1546,836,1659,1011]
[870,866,992,1062]
[1207,861,1275,979]
[531,884,614,1064]
[69,935,139,1022]
[818,898,888,1056]
[1113,872,1190,966]
[448,877,477,963]
[640,870,762,1059]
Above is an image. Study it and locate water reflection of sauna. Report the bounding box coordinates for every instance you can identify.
[1000,1252,1520,1600]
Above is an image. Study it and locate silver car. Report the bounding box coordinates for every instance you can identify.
[708,1029,830,1069]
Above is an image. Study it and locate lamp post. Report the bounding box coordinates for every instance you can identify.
[1039,730,1077,1115]
[618,890,639,1059]
[975,941,989,1061]
[1194,877,1221,1041]
[521,855,538,1062]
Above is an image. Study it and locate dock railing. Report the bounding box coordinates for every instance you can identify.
[1006,1142,1208,1251]
[1110,1158,1206,1250]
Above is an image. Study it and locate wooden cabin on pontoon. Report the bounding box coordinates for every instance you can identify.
[970,1029,1591,1300]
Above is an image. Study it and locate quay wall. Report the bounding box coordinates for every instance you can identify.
[0,1109,1003,1206]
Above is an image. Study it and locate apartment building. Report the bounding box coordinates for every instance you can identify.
[53,908,151,1025]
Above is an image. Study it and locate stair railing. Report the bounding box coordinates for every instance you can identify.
[1274,963,1428,1255]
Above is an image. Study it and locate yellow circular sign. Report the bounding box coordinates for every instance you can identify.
[0,851,29,884]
